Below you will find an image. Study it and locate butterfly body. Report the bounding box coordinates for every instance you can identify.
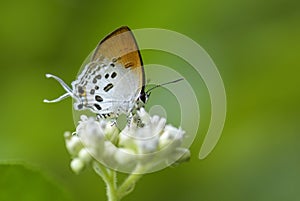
[45,26,147,119]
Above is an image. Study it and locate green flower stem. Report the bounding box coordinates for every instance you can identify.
[93,162,118,201]
[118,173,143,199]
[107,169,117,200]
[117,164,145,199]
[93,162,147,201]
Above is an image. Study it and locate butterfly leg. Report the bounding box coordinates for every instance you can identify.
[126,112,133,126]
[110,120,117,126]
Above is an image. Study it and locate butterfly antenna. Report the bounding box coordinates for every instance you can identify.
[44,74,75,103]
[146,78,184,94]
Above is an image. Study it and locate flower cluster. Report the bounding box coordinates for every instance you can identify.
[65,108,190,174]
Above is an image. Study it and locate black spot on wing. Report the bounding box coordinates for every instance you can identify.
[102,113,111,118]
[94,104,102,110]
[95,74,102,79]
[103,83,113,92]
[78,86,84,94]
[93,74,102,84]
[111,72,117,78]
[95,95,103,102]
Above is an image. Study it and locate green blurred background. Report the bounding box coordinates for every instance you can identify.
[0,0,299,200]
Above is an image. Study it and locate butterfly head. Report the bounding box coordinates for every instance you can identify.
[137,78,184,105]
[138,86,150,104]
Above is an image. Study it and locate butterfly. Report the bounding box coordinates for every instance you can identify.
[44,26,148,119]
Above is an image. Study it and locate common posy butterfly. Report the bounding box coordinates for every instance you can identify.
[44,26,147,119]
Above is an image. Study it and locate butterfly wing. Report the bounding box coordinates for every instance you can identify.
[92,26,145,89]
[72,26,145,117]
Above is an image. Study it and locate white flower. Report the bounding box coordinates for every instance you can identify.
[65,108,190,173]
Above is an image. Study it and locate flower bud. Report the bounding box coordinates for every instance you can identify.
[65,135,82,156]
[167,148,191,167]
[78,148,92,164]
[70,158,85,174]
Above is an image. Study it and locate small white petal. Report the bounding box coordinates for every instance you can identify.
[114,148,136,165]
[159,125,185,149]
[135,127,159,154]
[152,116,166,135]
[137,108,151,124]
[78,118,105,149]
[151,115,160,124]
[119,130,137,151]
[137,139,158,154]
[164,125,185,137]
[159,132,171,149]
[103,141,118,158]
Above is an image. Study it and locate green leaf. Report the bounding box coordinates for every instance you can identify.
[0,163,72,201]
